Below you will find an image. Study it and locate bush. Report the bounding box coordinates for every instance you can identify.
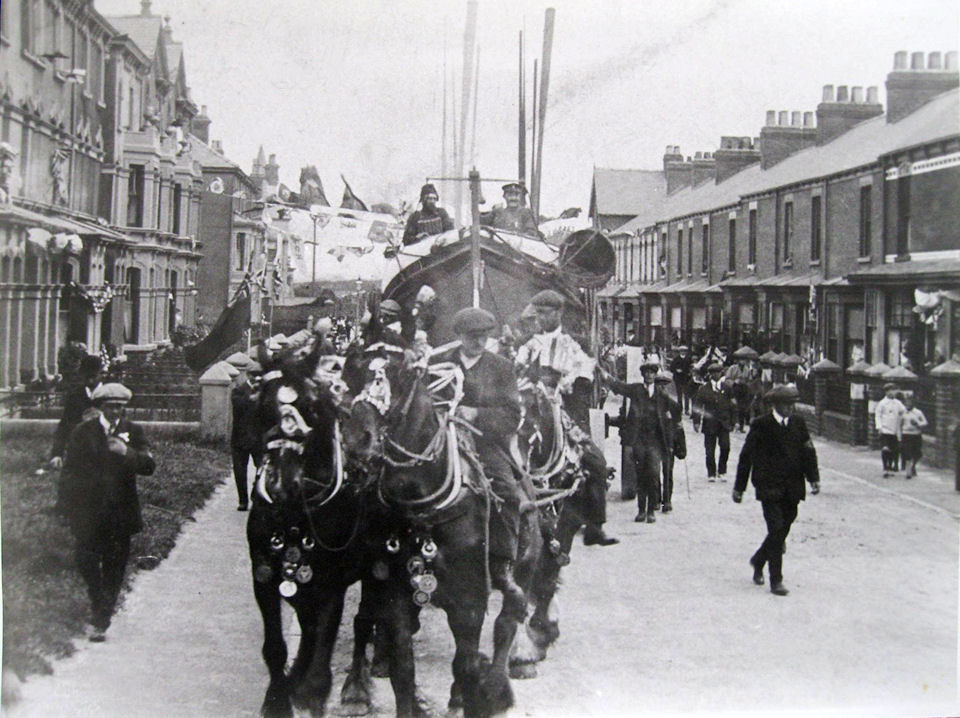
[0,432,230,679]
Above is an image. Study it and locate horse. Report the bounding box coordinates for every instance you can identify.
[340,353,540,718]
[247,347,383,718]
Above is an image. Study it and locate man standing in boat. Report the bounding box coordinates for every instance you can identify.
[483,182,540,237]
[516,289,618,546]
[402,183,455,246]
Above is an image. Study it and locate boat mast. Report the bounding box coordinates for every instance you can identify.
[530,59,537,192]
[531,7,555,219]
[441,33,448,200]
[518,30,525,187]
[469,169,482,307]
[455,0,478,226]
[470,46,480,165]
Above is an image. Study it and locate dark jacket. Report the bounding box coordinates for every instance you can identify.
[734,413,820,503]
[60,416,156,542]
[432,347,520,479]
[669,354,694,385]
[692,381,736,434]
[605,378,682,453]
[483,206,539,236]
[403,207,454,245]
[51,384,97,459]
[231,379,261,452]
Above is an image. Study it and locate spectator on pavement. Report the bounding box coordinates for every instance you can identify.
[50,354,103,470]
[59,382,156,641]
[900,394,928,479]
[732,384,820,597]
[875,383,905,477]
[228,354,263,511]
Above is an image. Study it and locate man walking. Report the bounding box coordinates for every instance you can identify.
[60,383,156,640]
[692,362,736,481]
[602,358,682,521]
[228,353,262,511]
[875,383,905,477]
[669,345,694,415]
[732,385,820,596]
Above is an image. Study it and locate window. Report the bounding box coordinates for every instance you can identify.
[23,0,45,55]
[75,27,88,79]
[727,218,736,272]
[128,86,136,130]
[701,224,709,274]
[859,185,872,257]
[826,303,840,364]
[50,4,61,58]
[810,195,822,261]
[235,232,246,271]
[660,231,667,277]
[782,201,794,262]
[676,228,683,275]
[127,164,145,227]
[156,180,163,230]
[865,289,878,363]
[172,184,182,235]
[748,209,757,265]
[896,174,910,256]
[92,41,104,103]
[687,229,692,275]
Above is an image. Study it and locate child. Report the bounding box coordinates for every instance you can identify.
[875,383,905,478]
[900,394,928,479]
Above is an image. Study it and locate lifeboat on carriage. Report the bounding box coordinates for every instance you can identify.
[381,224,616,345]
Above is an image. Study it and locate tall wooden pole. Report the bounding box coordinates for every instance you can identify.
[441,34,448,196]
[530,59,538,194]
[455,0,478,226]
[532,7,555,219]
[469,169,482,308]
[470,46,480,165]
[518,31,526,188]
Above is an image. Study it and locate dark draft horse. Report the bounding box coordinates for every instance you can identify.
[248,348,396,718]
[341,354,541,718]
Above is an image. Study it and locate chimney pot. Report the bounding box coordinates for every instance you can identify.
[822,84,834,102]
[200,104,208,115]
[803,111,814,127]
[778,110,789,126]
[765,110,777,126]
[911,51,925,70]
[893,51,908,70]
[140,0,152,16]
[928,51,943,70]
[694,151,703,160]
[866,86,879,104]
[851,86,864,103]
[791,111,801,126]
[946,51,958,70]
[836,85,849,102]
[665,145,673,154]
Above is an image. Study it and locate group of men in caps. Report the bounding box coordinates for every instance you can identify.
[49,360,155,641]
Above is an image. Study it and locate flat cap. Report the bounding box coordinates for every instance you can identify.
[452,307,497,334]
[655,370,673,383]
[92,382,132,404]
[676,345,689,352]
[529,289,565,309]
[641,356,661,369]
[706,362,724,373]
[765,384,800,402]
[519,304,538,320]
[883,382,898,391]
[380,299,401,315]
[226,351,253,369]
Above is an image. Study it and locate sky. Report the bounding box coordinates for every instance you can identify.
[93,0,959,218]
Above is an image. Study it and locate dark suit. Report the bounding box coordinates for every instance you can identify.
[433,347,523,560]
[692,381,736,478]
[61,415,155,630]
[231,378,263,507]
[734,413,820,584]
[606,378,682,515]
[669,354,694,413]
[51,384,97,460]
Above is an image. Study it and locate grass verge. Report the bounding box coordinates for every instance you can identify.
[1,429,230,680]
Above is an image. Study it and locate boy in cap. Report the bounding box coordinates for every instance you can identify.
[517,289,618,545]
[692,362,736,481]
[733,384,820,596]
[875,383,905,477]
[402,183,454,246]
[60,383,155,641]
[484,182,539,237]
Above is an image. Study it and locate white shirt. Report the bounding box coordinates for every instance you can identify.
[98,413,119,436]
[644,382,656,398]
[459,350,482,370]
[772,408,789,427]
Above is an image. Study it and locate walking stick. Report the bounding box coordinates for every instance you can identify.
[683,456,691,500]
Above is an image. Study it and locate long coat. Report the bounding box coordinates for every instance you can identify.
[605,378,682,453]
[231,379,261,453]
[692,381,736,434]
[734,413,820,503]
[51,384,97,459]
[60,416,156,543]
[432,347,521,479]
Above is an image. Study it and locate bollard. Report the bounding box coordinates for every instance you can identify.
[199,361,233,441]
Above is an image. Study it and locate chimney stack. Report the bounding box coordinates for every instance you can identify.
[191,105,211,144]
[759,109,818,168]
[817,78,883,143]
[714,135,761,183]
[663,145,692,195]
[765,110,777,126]
[691,151,716,187]
[140,0,152,16]
[886,50,960,122]
[265,154,280,186]
[211,139,223,154]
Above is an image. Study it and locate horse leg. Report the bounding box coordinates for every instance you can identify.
[370,620,391,678]
[509,511,544,679]
[484,558,520,711]
[527,505,580,654]
[254,581,292,718]
[288,595,318,691]
[291,588,346,718]
[446,603,486,718]
[383,589,418,718]
[340,581,376,715]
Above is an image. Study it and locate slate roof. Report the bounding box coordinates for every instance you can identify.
[590,168,666,218]
[107,16,163,59]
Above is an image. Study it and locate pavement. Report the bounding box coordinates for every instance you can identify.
[8,400,960,718]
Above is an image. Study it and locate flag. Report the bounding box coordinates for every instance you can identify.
[183,284,251,372]
[340,175,368,211]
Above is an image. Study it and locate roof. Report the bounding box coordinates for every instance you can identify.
[616,88,959,232]
[106,16,163,59]
[165,41,183,80]
[189,136,246,174]
[847,258,960,284]
[590,168,666,218]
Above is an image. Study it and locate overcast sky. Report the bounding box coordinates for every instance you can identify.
[94,0,958,217]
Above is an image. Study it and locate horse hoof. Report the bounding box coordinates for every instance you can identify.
[479,670,514,714]
[370,658,390,679]
[509,662,538,680]
[337,701,371,717]
[414,690,437,718]
[260,690,294,718]
[340,672,373,708]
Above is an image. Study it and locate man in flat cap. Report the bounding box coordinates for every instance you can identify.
[602,357,682,521]
[733,384,820,596]
[432,307,530,611]
[517,289,618,546]
[875,382,905,477]
[725,349,760,431]
[50,353,103,471]
[229,354,263,511]
[483,182,539,237]
[692,362,736,482]
[60,383,156,640]
[669,345,694,415]
[403,183,454,246]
